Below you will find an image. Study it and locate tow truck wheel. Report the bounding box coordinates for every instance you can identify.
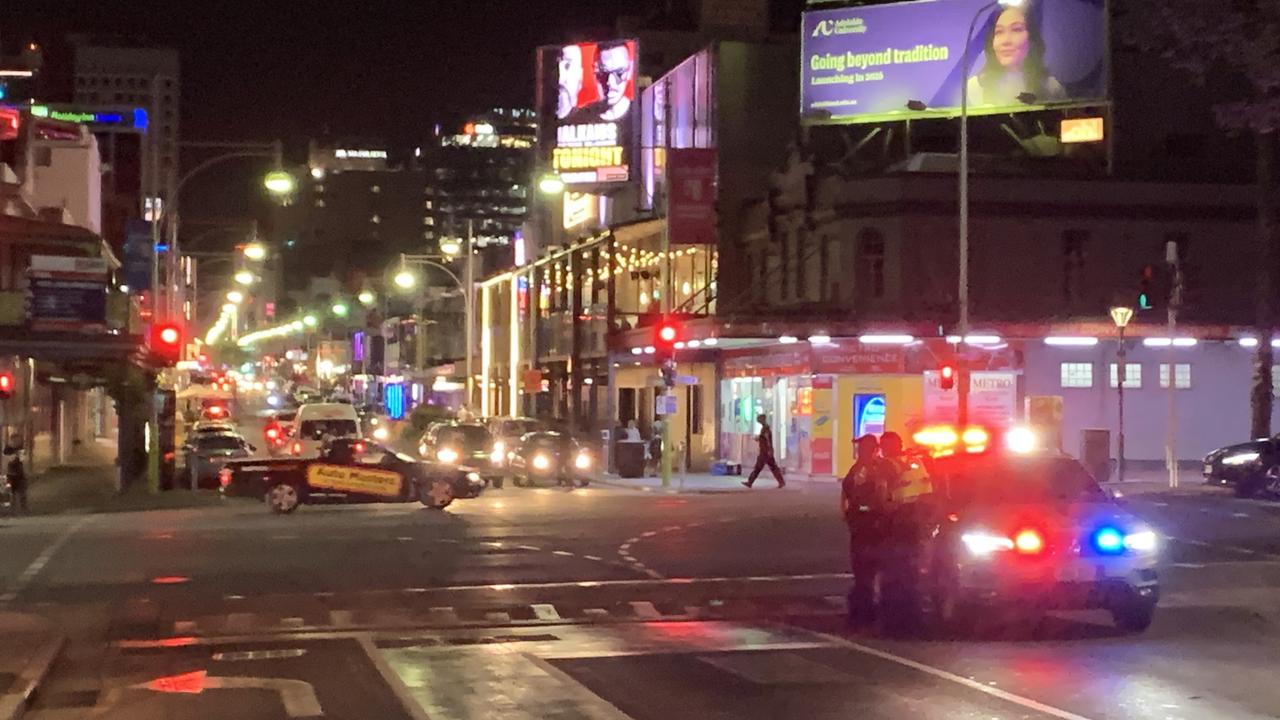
[577,478,590,487]
[419,478,454,510]
[492,476,504,490]
[267,482,301,515]
[1111,598,1156,633]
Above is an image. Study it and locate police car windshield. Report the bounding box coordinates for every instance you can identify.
[944,457,1107,504]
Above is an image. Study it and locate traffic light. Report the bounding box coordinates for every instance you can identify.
[149,323,183,364]
[1138,265,1156,311]
[939,363,956,391]
[654,316,681,359]
[0,372,13,400]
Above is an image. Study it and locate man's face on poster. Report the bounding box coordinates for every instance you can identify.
[557,45,584,119]
[595,45,633,109]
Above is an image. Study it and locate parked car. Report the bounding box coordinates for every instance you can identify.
[182,432,255,489]
[1203,435,1280,497]
[485,417,544,470]
[507,431,594,488]
[220,438,481,514]
[418,422,504,490]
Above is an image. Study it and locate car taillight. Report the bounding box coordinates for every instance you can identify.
[354,441,366,454]
[266,427,279,440]
[218,468,232,488]
[1013,529,1045,555]
[292,441,302,456]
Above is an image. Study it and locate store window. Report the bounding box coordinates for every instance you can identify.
[1108,363,1142,389]
[1159,363,1192,389]
[1060,362,1093,388]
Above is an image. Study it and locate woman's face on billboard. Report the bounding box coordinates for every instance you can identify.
[992,8,1030,69]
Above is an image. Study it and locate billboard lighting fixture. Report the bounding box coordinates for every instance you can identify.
[1044,336,1098,347]
[859,334,914,345]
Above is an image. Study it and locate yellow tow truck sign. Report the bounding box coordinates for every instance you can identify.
[306,464,403,498]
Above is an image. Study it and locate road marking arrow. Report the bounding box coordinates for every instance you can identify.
[134,670,324,717]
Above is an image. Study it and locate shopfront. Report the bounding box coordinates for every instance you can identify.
[719,340,1022,477]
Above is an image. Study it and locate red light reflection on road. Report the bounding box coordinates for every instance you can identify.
[145,669,207,694]
[151,576,190,585]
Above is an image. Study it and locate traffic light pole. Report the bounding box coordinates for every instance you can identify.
[660,189,672,489]
[1166,240,1182,488]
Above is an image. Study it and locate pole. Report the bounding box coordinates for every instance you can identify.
[465,220,475,414]
[660,185,672,489]
[1167,240,1181,488]
[1117,325,1126,483]
[956,5,988,429]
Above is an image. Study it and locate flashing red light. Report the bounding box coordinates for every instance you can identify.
[939,363,956,390]
[160,326,179,344]
[292,441,303,456]
[266,427,280,440]
[0,372,13,400]
[1013,529,1045,555]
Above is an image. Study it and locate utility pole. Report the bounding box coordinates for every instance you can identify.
[465,220,475,413]
[660,186,673,489]
[1166,240,1183,488]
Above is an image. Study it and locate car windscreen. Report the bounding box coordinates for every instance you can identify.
[299,419,358,438]
[501,420,539,437]
[196,435,245,451]
[527,435,571,453]
[437,426,490,449]
[941,458,1107,505]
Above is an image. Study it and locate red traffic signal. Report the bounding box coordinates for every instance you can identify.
[0,372,13,400]
[939,363,956,391]
[149,323,183,364]
[659,324,677,344]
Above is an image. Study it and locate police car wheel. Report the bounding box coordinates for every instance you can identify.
[1111,598,1156,633]
[267,483,301,514]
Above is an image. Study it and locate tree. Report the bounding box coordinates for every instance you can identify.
[1122,2,1280,437]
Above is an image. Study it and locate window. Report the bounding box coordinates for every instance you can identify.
[424,200,433,210]
[1159,363,1192,389]
[314,198,325,208]
[1063,229,1087,306]
[857,229,886,300]
[1108,363,1142,389]
[1060,363,1094,388]
[423,216,434,226]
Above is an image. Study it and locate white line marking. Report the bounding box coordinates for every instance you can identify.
[552,550,574,557]
[583,555,604,562]
[0,516,93,605]
[358,635,433,720]
[531,603,561,620]
[397,536,414,542]
[224,594,245,601]
[814,632,1098,720]
[641,531,658,538]
[517,544,542,551]
[403,588,428,594]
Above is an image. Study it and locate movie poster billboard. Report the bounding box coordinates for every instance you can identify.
[538,39,639,185]
[801,0,1108,124]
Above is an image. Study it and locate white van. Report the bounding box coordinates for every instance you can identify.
[292,403,361,457]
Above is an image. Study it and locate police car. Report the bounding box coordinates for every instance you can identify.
[907,425,1160,633]
[220,438,483,514]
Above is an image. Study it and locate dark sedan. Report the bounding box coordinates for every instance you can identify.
[508,431,594,488]
[182,433,255,489]
[1203,435,1280,497]
[418,422,505,489]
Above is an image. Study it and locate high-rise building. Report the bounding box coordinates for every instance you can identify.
[69,36,179,203]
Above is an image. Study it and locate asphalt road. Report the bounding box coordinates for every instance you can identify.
[3,458,1280,718]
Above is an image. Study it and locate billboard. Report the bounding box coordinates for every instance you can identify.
[667,149,717,245]
[539,40,638,185]
[801,0,1107,124]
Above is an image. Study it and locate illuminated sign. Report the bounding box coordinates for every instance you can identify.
[801,0,1108,124]
[335,149,387,159]
[29,104,148,132]
[563,192,598,230]
[1061,116,1105,144]
[539,39,637,186]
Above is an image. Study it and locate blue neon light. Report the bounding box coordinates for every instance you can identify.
[385,383,406,420]
[1093,527,1125,555]
[133,108,149,131]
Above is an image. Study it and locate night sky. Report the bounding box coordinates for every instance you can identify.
[11,0,806,146]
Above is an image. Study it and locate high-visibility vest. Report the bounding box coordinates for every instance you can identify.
[887,456,933,503]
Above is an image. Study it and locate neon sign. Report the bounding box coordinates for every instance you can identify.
[29,104,148,131]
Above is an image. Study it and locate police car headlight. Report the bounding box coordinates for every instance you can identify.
[372,426,389,441]
[1222,451,1261,466]
[1123,529,1158,553]
[437,448,460,464]
[960,530,1014,556]
[532,453,552,470]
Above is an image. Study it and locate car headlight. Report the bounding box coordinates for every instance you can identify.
[1124,529,1158,553]
[960,531,1014,556]
[1222,451,1261,466]
[437,447,460,464]
[466,471,481,483]
[372,426,389,441]
[532,453,551,470]
[574,452,592,470]
[490,441,505,464]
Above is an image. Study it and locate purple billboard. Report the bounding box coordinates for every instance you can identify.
[801,0,1107,124]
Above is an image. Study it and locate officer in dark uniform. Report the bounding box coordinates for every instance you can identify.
[841,434,892,626]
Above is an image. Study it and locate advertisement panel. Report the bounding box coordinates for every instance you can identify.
[27,255,109,332]
[307,464,404,498]
[539,40,639,185]
[801,0,1108,124]
[667,149,717,245]
[923,370,1018,426]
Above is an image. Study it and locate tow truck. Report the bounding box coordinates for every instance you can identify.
[219,437,484,514]
[887,425,1160,634]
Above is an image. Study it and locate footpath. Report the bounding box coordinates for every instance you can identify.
[596,470,837,494]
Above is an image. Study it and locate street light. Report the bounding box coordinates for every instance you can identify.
[263,170,296,196]
[1110,305,1135,482]
[234,270,255,286]
[537,174,565,195]
[226,290,245,304]
[358,290,376,306]
[394,269,417,290]
[439,238,462,256]
[956,0,1024,426]
[242,243,267,261]
[302,314,318,328]
[331,302,349,318]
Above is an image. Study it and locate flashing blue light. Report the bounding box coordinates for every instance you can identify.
[133,108,149,131]
[1093,527,1125,555]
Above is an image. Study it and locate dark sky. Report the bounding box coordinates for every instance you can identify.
[11,0,805,147]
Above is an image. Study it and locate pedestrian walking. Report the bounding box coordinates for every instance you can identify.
[5,446,27,514]
[743,414,785,488]
[841,434,891,626]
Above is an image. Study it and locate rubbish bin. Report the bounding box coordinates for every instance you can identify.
[1080,428,1111,482]
[616,441,646,478]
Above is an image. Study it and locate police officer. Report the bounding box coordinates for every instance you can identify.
[841,434,892,626]
[878,431,934,629]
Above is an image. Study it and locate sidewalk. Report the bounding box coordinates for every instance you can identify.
[0,612,63,720]
[1102,467,1228,498]
[596,471,837,494]
[19,438,227,516]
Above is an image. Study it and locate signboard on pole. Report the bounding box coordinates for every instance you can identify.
[123,220,154,292]
[667,149,717,245]
[800,0,1108,124]
[27,255,109,332]
[923,370,1017,426]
